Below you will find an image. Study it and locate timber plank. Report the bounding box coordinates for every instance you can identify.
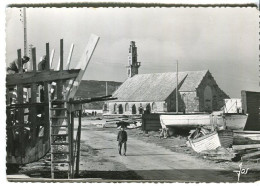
[242,151,260,160]
[46,43,50,70]
[30,49,37,142]
[44,83,50,141]
[6,70,80,86]
[233,144,260,150]
[17,84,25,157]
[66,34,99,100]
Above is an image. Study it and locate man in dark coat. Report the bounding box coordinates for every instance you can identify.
[117,126,127,156]
[7,56,30,74]
[38,55,47,71]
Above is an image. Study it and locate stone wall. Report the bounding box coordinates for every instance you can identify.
[177,72,229,113]
[196,71,229,112]
[179,91,199,112]
[165,91,186,112]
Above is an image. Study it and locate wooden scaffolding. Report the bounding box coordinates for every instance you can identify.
[6,35,112,178]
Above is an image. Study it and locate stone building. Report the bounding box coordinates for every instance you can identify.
[104,41,229,114]
[105,70,229,114]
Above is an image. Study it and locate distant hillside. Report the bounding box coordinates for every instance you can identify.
[75,80,122,110]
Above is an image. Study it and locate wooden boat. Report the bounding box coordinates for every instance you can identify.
[188,129,233,153]
[224,114,248,131]
[160,113,248,130]
[160,114,222,128]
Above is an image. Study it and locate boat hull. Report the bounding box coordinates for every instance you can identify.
[160,114,248,130]
[189,131,221,153]
[189,130,233,153]
[225,114,248,131]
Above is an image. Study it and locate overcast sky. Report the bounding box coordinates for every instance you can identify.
[5,7,259,98]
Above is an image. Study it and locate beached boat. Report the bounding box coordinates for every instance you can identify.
[224,114,248,131]
[160,114,222,128]
[188,129,233,153]
[160,113,248,130]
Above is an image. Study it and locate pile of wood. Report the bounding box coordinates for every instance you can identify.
[232,131,260,162]
[103,115,142,128]
[199,132,260,162]
[200,147,236,161]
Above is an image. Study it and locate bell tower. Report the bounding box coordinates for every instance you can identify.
[127,41,141,78]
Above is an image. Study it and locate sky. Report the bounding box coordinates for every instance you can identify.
[5,7,259,98]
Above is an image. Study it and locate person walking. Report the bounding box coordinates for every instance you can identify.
[117,126,127,156]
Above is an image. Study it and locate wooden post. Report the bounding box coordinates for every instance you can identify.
[67,109,72,179]
[30,48,37,142]
[45,43,50,70]
[17,50,25,157]
[70,110,74,178]
[6,107,13,155]
[17,49,23,73]
[75,108,82,177]
[57,39,64,100]
[66,44,74,70]
[44,44,50,141]
[60,39,63,71]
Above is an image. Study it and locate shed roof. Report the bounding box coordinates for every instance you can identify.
[113,70,208,102]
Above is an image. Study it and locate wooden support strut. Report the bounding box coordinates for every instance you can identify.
[6,70,80,87]
[75,108,82,177]
[30,47,37,142]
[57,39,64,100]
[44,43,50,141]
[70,110,74,178]
[17,49,25,157]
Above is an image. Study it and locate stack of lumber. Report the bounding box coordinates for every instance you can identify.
[232,131,260,161]
[200,147,236,161]
[103,114,142,128]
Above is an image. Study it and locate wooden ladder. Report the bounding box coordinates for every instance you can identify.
[49,99,73,179]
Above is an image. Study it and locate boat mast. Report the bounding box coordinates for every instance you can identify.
[176,60,178,113]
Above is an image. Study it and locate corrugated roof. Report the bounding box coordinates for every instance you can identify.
[179,70,208,91]
[113,72,188,102]
[113,70,208,102]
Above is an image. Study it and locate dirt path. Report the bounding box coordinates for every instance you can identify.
[78,123,256,182]
[16,118,259,182]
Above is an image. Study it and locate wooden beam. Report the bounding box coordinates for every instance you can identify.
[30,84,37,142]
[17,49,23,73]
[30,48,37,143]
[45,43,50,70]
[6,69,80,86]
[50,49,55,69]
[75,109,82,177]
[66,44,74,70]
[66,34,100,100]
[242,151,260,160]
[67,111,72,179]
[233,144,260,151]
[70,111,74,178]
[32,48,37,72]
[17,84,25,157]
[6,108,14,155]
[43,83,50,141]
[57,39,64,99]
[60,39,63,71]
